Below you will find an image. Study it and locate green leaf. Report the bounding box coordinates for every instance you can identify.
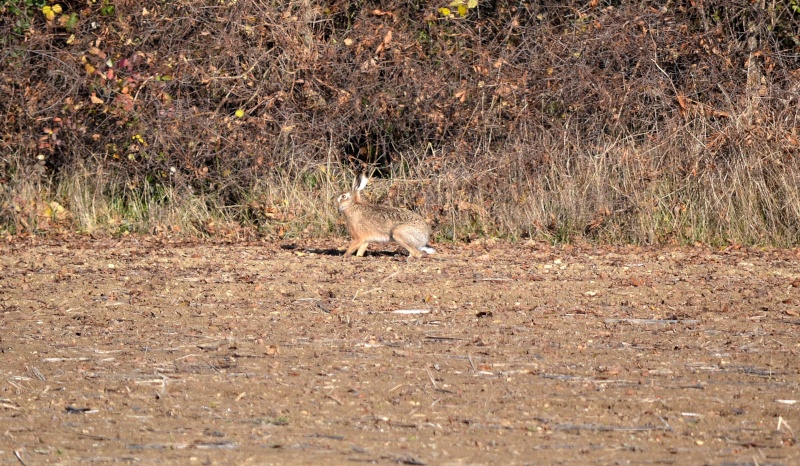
[65,13,79,30]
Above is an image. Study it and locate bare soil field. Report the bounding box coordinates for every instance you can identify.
[1,238,799,465]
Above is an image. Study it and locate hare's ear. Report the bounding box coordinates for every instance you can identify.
[355,173,369,191]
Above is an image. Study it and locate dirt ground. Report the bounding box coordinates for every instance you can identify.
[1,237,799,465]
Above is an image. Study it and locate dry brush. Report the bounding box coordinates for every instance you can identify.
[1,0,799,244]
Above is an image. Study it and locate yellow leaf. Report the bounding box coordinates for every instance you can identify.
[52,4,62,14]
[449,0,462,6]
[467,0,478,8]
[458,4,468,16]
[90,94,103,104]
[42,6,55,21]
[235,109,245,118]
[48,201,67,219]
[84,63,95,75]
[438,7,451,16]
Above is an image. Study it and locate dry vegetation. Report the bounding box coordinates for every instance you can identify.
[1,0,799,244]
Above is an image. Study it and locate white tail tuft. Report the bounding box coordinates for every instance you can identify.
[420,246,436,254]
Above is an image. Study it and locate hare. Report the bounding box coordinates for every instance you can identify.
[337,174,435,258]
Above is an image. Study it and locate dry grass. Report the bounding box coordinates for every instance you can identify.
[3,131,800,246]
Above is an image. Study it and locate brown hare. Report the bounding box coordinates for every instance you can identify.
[337,174,435,258]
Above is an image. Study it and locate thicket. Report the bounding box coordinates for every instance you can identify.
[2,0,799,244]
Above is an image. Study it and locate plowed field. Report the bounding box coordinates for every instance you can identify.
[2,238,799,465]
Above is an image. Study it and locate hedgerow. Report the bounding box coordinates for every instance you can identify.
[2,0,799,244]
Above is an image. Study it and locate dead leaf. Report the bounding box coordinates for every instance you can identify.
[676,94,688,110]
[88,47,106,58]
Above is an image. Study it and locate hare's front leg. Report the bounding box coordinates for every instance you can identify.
[345,239,367,257]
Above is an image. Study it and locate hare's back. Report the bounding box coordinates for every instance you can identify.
[366,204,426,225]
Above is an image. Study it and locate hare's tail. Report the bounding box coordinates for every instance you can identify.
[420,246,436,255]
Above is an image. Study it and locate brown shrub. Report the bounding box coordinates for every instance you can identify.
[1,0,799,244]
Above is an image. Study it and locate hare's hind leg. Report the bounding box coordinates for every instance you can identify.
[392,228,425,258]
[356,242,369,257]
[395,238,423,257]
